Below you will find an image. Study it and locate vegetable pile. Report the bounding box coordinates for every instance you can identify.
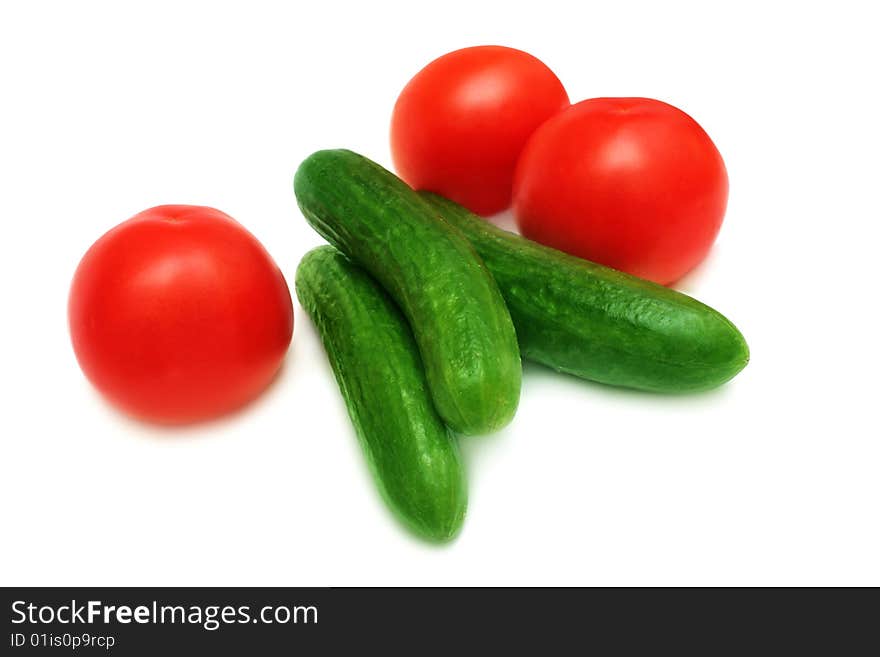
[68,44,749,543]
[293,46,749,541]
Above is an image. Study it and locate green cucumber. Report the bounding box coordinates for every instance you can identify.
[294,149,521,435]
[422,192,749,392]
[295,246,466,542]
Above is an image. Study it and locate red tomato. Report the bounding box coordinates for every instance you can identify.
[391,45,569,216]
[68,205,293,424]
[513,98,729,284]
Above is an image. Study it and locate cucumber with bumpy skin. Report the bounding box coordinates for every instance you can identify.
[422,192,749,392]
[294,149,521,435]
[295,246,466,542]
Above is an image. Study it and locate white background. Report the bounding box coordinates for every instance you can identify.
[1,1,878,586]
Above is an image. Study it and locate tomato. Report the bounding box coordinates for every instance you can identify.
[513,98,729,285]
[391,45,569,216]
[68,205,294,424]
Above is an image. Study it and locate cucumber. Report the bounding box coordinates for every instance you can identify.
[294,149,521,435]
[421,192,749,392]
[295,246,466,542]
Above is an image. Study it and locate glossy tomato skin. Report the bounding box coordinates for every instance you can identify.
[391,45,569,216]
[513,98,728,285]
[69,205,293,424]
